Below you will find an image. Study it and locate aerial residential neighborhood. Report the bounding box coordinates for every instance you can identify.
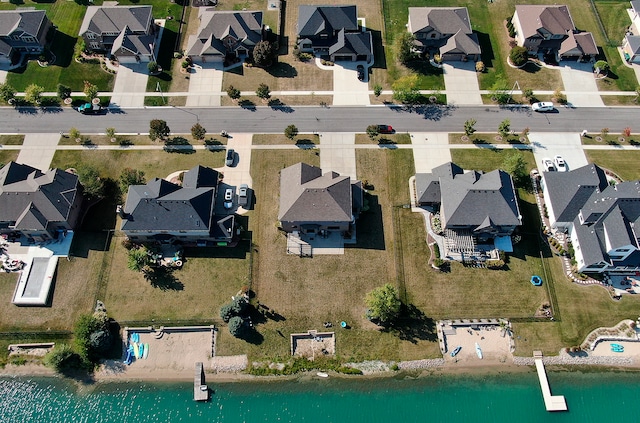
[0,0,640,399]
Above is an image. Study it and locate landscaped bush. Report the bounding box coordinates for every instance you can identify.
[509,46,528,67]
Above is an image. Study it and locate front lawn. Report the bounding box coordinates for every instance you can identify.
[585,150,640,181]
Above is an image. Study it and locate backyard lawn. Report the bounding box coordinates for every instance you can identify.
[586,150,640,181]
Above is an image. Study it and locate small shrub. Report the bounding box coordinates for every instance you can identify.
[373,84,382,97]
[475,61,485,73]
[509,46,528,67]
[622,127,631,137]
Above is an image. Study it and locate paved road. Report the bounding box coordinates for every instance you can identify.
[0,105,637,135]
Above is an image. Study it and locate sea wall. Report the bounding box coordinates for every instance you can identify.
[513,354,633,366]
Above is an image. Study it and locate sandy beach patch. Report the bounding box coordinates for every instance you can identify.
[444,326,513,365]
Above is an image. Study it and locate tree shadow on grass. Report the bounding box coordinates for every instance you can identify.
[144,267,184,291]
[381,304,437,344]
[266,61,297,78]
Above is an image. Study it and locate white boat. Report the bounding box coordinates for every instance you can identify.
[316,372,329,378]
[475,342,483,359]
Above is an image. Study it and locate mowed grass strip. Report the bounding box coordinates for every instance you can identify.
[586,150,640,181]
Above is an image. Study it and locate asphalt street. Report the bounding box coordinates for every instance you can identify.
[0,105,636,135]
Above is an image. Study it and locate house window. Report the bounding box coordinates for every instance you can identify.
[430,33,437,38]
[86,33,96,40]
[328,226,340,230]
[617,248,630,252]
[90,42,100,49]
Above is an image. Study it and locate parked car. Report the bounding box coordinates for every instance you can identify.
[356,64,365,81]
[77,103,103,114]
[224,188,234,209]
[377,125,394,134]
[531,102,554,112]
[541,158,556,172]
[238,184,249,207]
[225,149,235,166]
[554,155,567,172]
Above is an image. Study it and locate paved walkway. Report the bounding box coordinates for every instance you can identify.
[331,61,370,106]
[16,133,60,170]
[0,69,6,84]
[410,132,452,172]
[110,64,150,108]
[319,132,357,177]
[186,63,224,107]
[529,132,589,172]
[558,62,605,107]
[442,62,483,105]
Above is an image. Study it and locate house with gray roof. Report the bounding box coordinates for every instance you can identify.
[296,5,372,62]
[79,6,157,63]
[623,1,640,63]
[0,10,53,65]
[415,162,521,256]
[120,165,235,246]
[186,10,263,64]
[0,162,84,242]
[541,163,640,273]
[512,5,597,61]
[407,7,481,62]
[278,163,363,236]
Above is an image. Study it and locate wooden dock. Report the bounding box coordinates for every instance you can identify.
[194,362,209,402]
[533,352,566,412]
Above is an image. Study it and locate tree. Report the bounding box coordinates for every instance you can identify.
[57,84,71,100]
[366,125,379,140]
[74,39,86,60]
[498,119,511,138]
[147,61,159,73]
[191,122,207,140]
[69,127,82,143]
[392,74,421,104]
[44,344,81,373]
[553,88,567,104]
[284,124,298,140]
[119,168,146,194]
[464,119,477,137]
[83,80,98,101]
[149,119,170,141]
[0,83,15,103]
[373,84,382,97]
[106,127,116,143]
[77,165,104,199]
[220,303,235,323]
[365,284,401,324]
[24,84,44,104]
[509,46,528,67]
[127,247,152,272]
[594,60,609,75]
[228,316,248,338]
[226,85,241,100]
[256,83,271,101]
[396,32,416,65]
[502,151,527,187]
[490,79,512,105]
[252,40,275,67]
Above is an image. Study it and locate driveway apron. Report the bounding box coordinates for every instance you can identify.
[529,132,588,172]
[219,133,253,214]
[186,63,224,107]
[332,62,370,106]
[110,64,149,108]
[442,62,482,105]
[319,132,356,177]
[410,132,452,172]
[559,62,604,107]
[17,133,60,170]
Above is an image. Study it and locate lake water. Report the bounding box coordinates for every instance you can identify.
[1,371,638,423]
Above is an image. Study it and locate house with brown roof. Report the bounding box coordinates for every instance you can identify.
[79,6,157,63]
[186,10,263,64]
[0,10,53,65]
[623,1,640,63]
[512,5,597,61]
[407,7,481,62]
[278,163,363,237]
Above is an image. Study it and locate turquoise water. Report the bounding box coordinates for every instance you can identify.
[1,372,639,423]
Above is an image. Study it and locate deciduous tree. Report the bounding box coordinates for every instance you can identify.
[149,119,170,141]
[365,284,401,324]
[284,124,298,140]
[191,123,206,140]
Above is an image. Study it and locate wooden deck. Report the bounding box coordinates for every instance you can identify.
[194,362,209,402]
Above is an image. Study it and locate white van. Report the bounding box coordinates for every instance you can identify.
[531,102,554,112]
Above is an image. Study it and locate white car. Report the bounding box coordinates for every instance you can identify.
[223,188,234,209]
[554,155,567,172]
[532,102,554,112]
[541,158,556,172]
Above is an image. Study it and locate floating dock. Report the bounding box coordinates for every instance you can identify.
[194,362,209,402]
[533,351,567,412]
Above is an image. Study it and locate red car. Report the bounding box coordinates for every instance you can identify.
[377,125,394,134]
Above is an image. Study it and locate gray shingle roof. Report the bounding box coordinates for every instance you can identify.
[415,162,463,204]
[408,7,472,36]
[440,29,481,55]
[0,10,47,38]
[297,5,357,37]
[625,35,640,54]
[0,162,81,231]
[329,29,372,56]
[79,6,152,37]
[186,10,263,57]
[278,163,353,224]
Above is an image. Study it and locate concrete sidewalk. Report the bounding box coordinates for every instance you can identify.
[319,132,357,177]
[17,133,60,170]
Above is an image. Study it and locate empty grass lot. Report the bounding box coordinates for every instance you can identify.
[585,150,640,181]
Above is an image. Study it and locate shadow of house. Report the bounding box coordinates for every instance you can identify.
[349,193,385,250]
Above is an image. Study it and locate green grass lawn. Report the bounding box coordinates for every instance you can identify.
[586,150,640,180]
[355,133,412,144]
[451,148,537,172]
[0,135,24,145]
[0,150,19,167]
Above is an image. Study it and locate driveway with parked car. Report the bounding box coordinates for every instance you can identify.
[332,61,370,106]
[530,132,589,173]
[218,133,253,214]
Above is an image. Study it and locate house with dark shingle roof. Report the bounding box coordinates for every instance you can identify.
[278,163,363,236]
[296,5,372,62]
[541,163,640,273]
[0,162,84,242]
[186,10,263,64]
[415,162,521,242]
[79,6,157,63]
[512,5,597,61]
[120,165,235,245]
[0,10,53,65]
[623,1,640,63]
[407,7,481,62]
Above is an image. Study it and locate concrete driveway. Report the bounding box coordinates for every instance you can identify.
[218,133,253,214]
[110,64,149,108]
[16,133,60,170]
[559,61,604,107]
[186,62,224,107]
[332,62,370,106]
[529,132,588,172]
[442,62,482,105]
[319,132,356,177]
[410,132,452,172]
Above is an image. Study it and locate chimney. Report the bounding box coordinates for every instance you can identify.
[116,205,128,219]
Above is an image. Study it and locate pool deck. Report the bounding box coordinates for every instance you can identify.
[534,352,567,412]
